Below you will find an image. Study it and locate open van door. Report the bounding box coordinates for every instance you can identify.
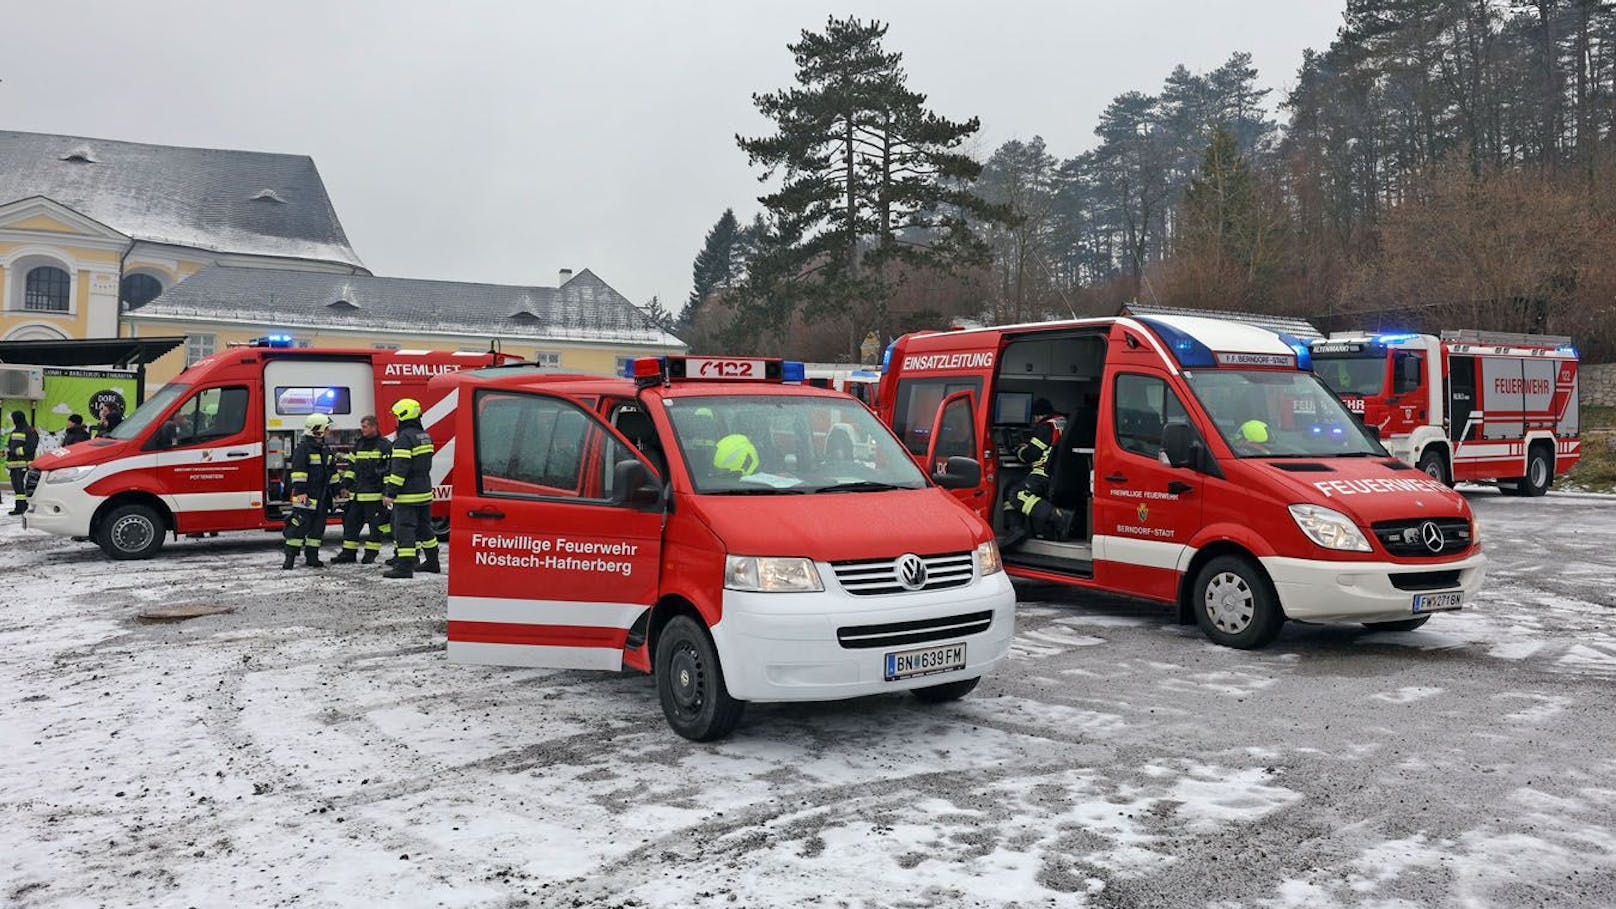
[924,390,985,512]
[448,387,664,671]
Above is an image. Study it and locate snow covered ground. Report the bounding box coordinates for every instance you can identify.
[2,489,1614,908]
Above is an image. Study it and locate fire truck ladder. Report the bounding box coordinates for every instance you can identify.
[1120,303,1325,341]
[1439,329,1574,348]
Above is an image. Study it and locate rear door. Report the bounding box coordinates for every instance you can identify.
[150,384,260,532]
[448,387,663,670]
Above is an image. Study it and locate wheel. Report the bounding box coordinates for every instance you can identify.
[911,676,981,704]
[1363,616,1430,632]
[429,515,451,541]
[655,615,744,741]
[1192,555,1284,649]
[95,503,166,560]
[1416,449,1452,487]
[1520,446,1553,497]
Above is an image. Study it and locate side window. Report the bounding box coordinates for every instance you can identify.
[932,394,977,465]
[892,377,982,455]
[475,391,639,502]
[154,386,249,449]
[1113,373,1188,460]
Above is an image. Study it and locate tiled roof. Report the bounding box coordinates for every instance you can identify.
[0,130,365,270]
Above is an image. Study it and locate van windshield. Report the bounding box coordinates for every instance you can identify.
[665,395,928,494]
[1185,370,1385,458]
[1314,354,1387,397]
[105,384,189,441]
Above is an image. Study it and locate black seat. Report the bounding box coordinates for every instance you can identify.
[614,410,666,479]
[1046,408,1094,537]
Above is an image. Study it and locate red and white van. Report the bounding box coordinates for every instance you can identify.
[878,315,1488,648]
[1311,330,1580,494]
[24,337,512,558]
[439,355,1015,740]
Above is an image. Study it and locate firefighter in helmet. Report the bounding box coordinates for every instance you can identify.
[332,414,393,564]
[381,398,439,579]
[7,411,39,515]
[282,413,340,569]
[1000,398,1075,549]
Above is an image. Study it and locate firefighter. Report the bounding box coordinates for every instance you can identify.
[381,398,439,579]
[332,414,393,564]
[1000,398,1075,549]
[7,411,39,515]
[282,413,339,569]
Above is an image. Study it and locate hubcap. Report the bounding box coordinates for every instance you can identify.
[111,514,155,553]
[1530,457,1548,487]
[1204,572,1255,634]
[668,643,705,714]
[1424,461,1442,480]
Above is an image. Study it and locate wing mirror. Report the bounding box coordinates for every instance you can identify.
[932,456,981,490]
[613,459,663,508]
[1161,421,1197,469]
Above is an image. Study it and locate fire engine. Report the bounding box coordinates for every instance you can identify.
[438,355,1014,740]
[878,314,1487,649]
[23,337,514,558]
[1310,330,1580,494]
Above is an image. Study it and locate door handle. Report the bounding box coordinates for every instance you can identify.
[1167,481,1194,496]
[467,509,505,520]
[1104,473,1127,483]
[226,450,250,458]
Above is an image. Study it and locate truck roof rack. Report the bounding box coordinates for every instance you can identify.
[1439,329,1574,348]
[1119,303,1324,340]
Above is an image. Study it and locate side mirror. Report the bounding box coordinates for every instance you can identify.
[1393,353,1423,394]
[1161,421,1195,469]
[932,456,981,490]
[613,459,662,508]
[1365,423,1382,441]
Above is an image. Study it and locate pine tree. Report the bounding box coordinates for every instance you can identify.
[642,295,676,334]
[682,209,741,330]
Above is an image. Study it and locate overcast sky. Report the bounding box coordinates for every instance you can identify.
[3,1,1343,315]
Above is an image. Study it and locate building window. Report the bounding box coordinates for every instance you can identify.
[373,342,400,351]
[533,350,561,368]
[296,339,313,348]
[120,274,164,309]
[186,334,217,366]
[24,266,71,313]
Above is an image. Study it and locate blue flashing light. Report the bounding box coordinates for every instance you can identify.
[881,341,895,374]
[1277,331,1312,371]
[1374,333,1420,344]
[1136,318,1216,369]
[781,361,806,383]
[850,369,879,379]
[1557,345,1579,358]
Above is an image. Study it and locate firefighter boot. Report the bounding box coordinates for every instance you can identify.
[281,548,298,570]
[1052,507,1078,541]
[360,549,379,565]
[382,558,414,580]
[304,547,326,568]
[9,499,25,516]
[332,549,358,565]
[419,548,441,574]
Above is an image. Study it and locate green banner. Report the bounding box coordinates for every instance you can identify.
[1,367,139,445]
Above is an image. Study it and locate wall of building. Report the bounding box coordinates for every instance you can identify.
[0,237,122,341]
[1581,363,1616,407]
[122,317,679,385]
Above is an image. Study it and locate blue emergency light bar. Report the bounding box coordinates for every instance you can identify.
[1276,332,1313,371]
[1136,318,1216,369]
[1374,333,1420,344]
[249,335,296,348]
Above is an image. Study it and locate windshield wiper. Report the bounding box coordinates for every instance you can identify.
[708,487,807,495]
[813,481,920,493]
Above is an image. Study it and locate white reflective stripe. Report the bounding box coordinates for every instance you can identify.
[169,491,260,511]
[1092,534,1192,572]
[431,438,455,485]
[78,442,265,484]
[448,641,621,671]
[420,395,457,433]
[448,594,646,629]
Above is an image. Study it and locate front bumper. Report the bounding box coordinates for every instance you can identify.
[1260,550,1487,624]
[709,569,1016,702]
[21,480,99,537]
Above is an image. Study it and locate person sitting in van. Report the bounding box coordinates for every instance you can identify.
[1001,398,1075,549]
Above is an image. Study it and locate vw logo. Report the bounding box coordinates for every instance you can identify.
[896,553,928,591]
[1420,521,1445,553]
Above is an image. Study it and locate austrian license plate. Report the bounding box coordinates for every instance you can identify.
[1412,591,1463,614]
[885,642,966,681]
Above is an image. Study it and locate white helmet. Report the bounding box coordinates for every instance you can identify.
[304,413,333,435]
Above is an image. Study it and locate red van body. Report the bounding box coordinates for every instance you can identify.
[878,315,1488,648]
[24,341,512,558]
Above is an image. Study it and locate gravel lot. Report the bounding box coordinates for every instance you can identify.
[2,488,1613,908]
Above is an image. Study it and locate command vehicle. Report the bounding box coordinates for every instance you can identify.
[878,315,1487,649]
[803,364,881,408]
[1310,330,1580,494]
[23,337,513,559]
[439,355,1015,741]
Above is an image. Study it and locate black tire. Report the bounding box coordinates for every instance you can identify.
[1363,616,1431,632]
[655,615,745,742]
[911,676,981,704]
[1416,448,1452,487]
[429,515,450,541]
[1192,555,1284,649]
[95,503,166,560]
[1520,446,1553,497]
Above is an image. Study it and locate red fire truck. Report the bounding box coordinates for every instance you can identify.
[1311,330,1580,494]
[878,314,1487,649]
[23,337,513,558]
[440,355,1014,740]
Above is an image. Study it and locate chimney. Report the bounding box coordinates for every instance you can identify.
[558,268,573,286]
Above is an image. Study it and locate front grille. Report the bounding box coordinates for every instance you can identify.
[1370,518,1472,557]
[836,610,993,650]
[830,551,974,596]
[23,467,40,497]
[1390,570,1463,591]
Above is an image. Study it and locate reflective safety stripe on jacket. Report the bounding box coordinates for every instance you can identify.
[290,437,339,498]
[6,429,38,469]
[384,421,434,505]
[1017,417,1064,478]
[341,435,394,501]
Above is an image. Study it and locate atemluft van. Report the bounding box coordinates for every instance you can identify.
[879,314,1487,649]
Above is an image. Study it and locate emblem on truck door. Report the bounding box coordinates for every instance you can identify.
[897,553,928,590]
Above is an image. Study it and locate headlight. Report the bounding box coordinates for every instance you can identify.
[974,539,1003,576]
[1288,504,1371,552]
[43,465,94,484]
[1469,518,1480,546]
[724,555,824,592]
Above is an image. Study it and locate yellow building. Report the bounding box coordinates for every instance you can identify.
[0,130,683,381]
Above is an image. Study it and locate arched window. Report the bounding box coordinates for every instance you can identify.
[24,266,71,313]
[120,273,164,308]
